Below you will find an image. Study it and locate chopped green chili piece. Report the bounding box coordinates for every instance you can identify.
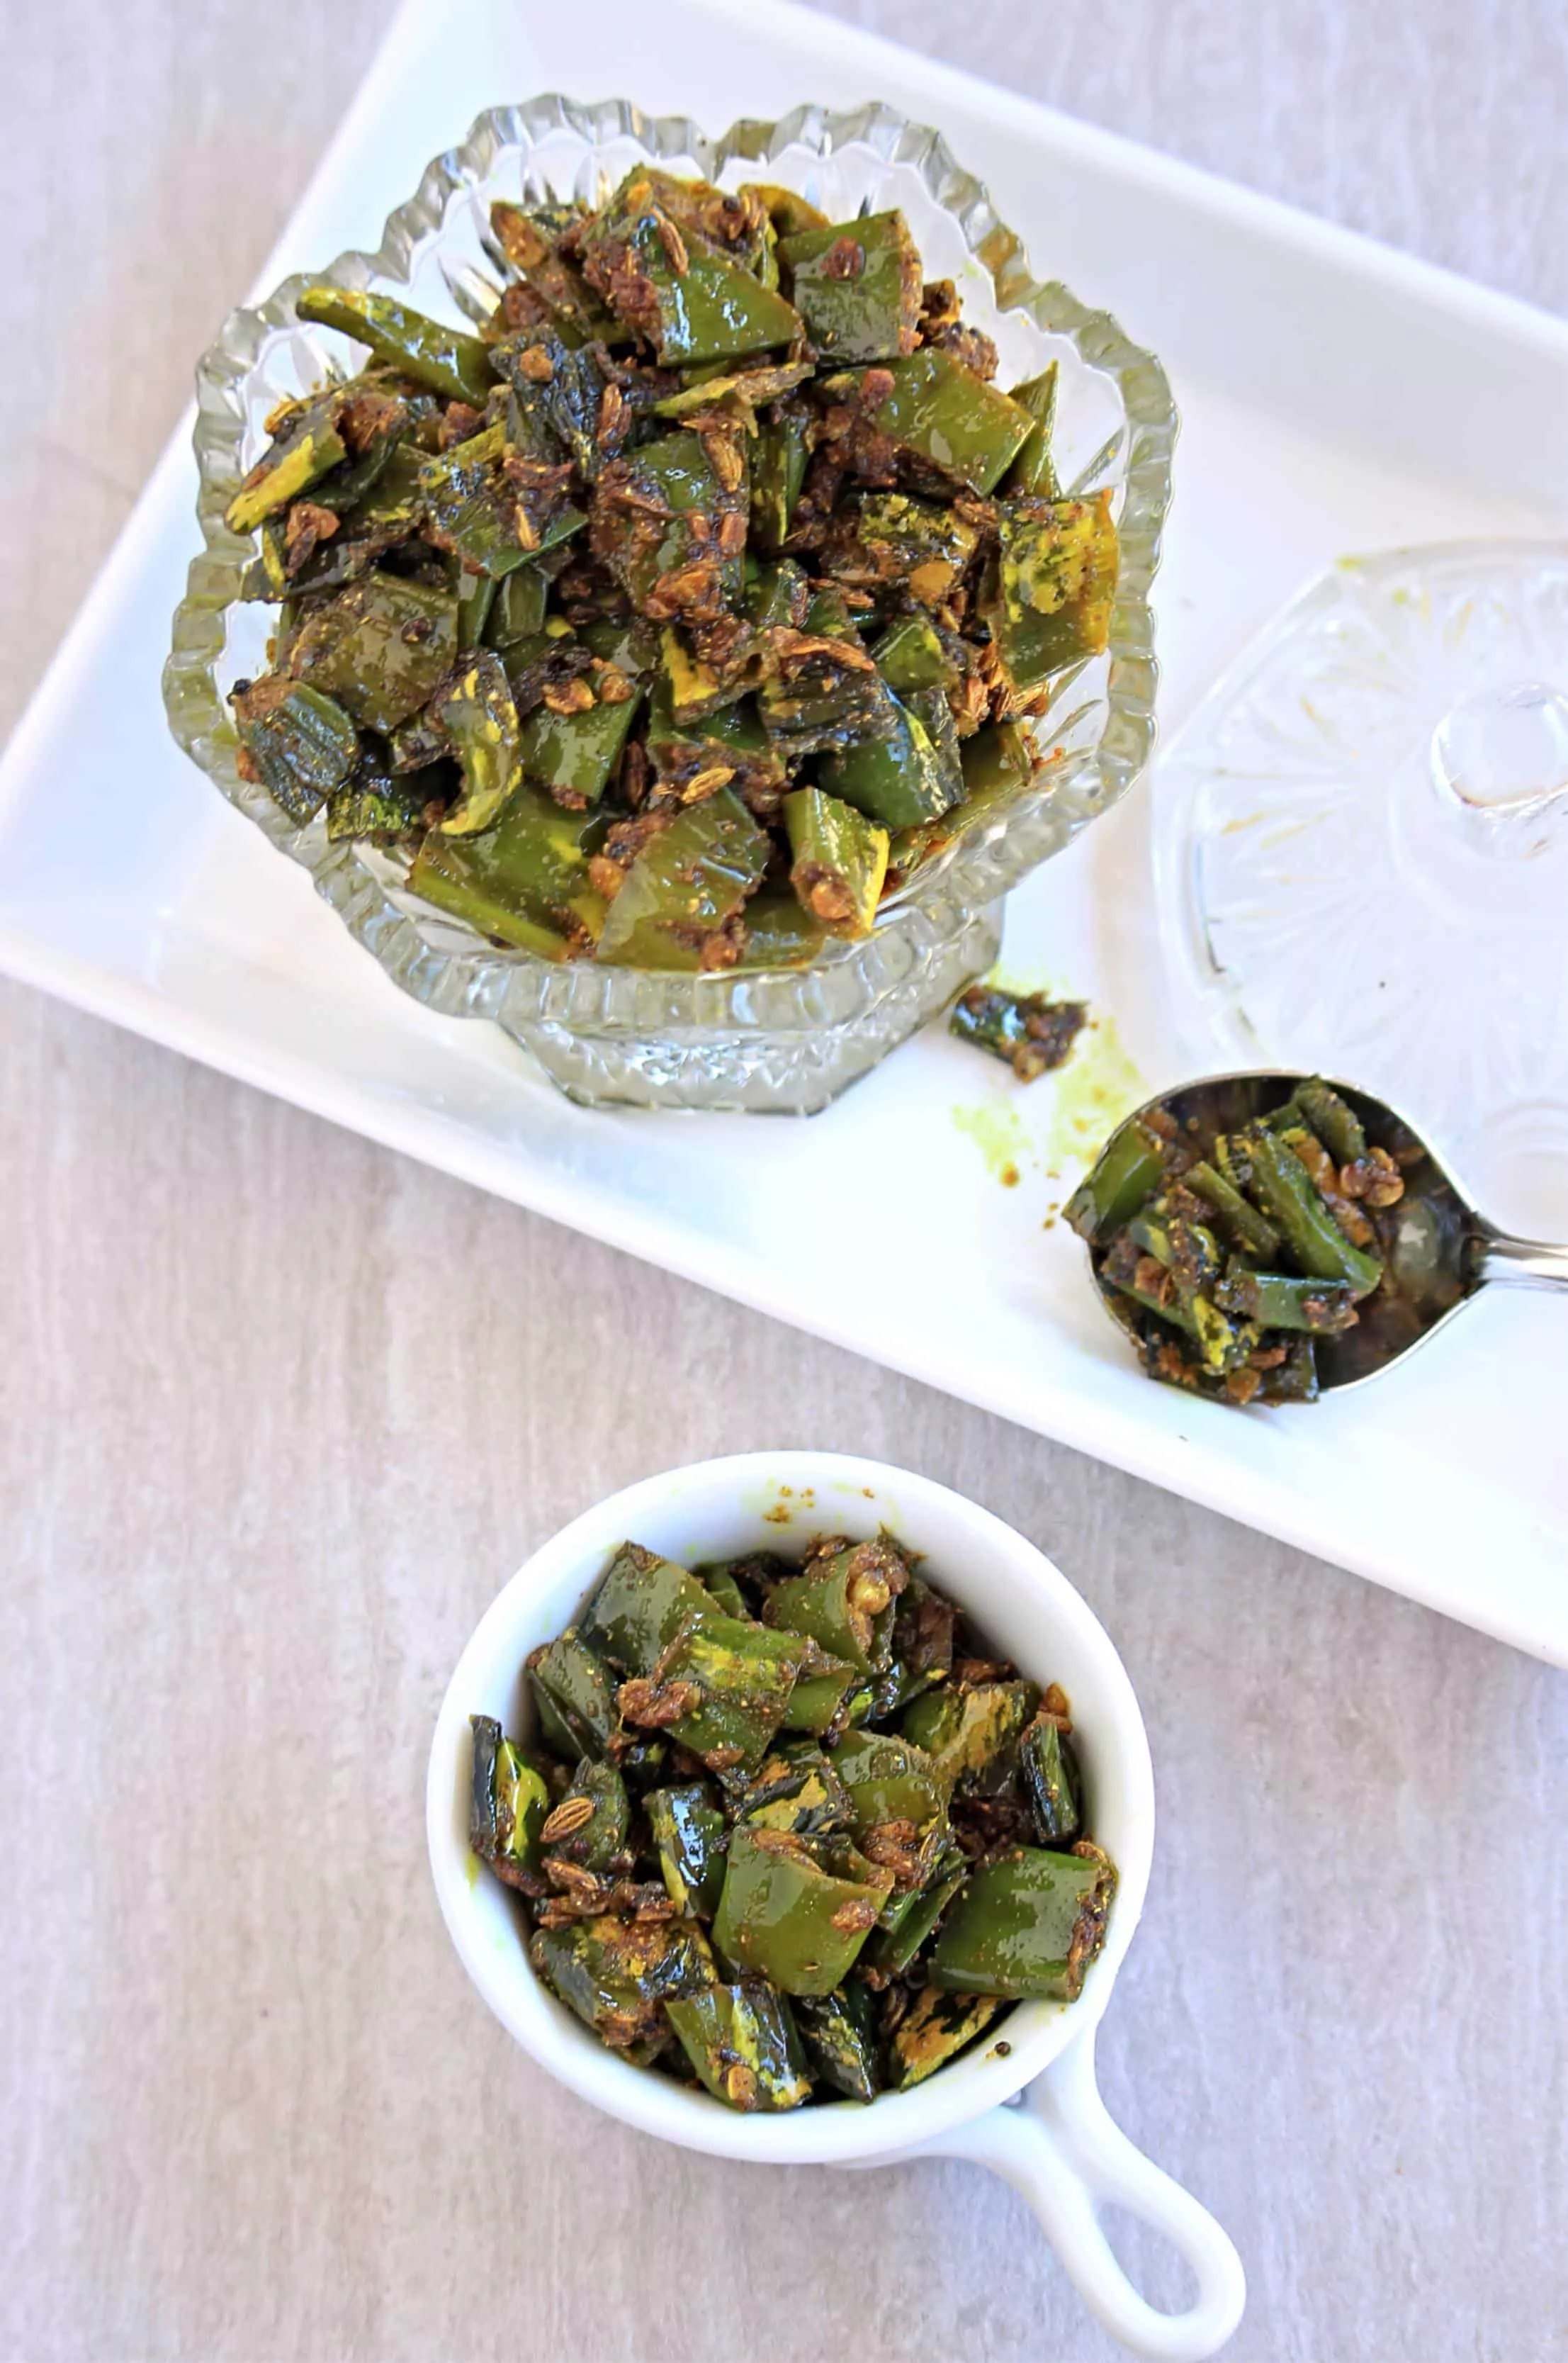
[764,1538,909,1676]
[1236,1126,1384,1296]
[901,1679,1040,1792]
[818,682,964,830]
[468,1716,548,1885]
[647,1783,728,1918]
[1066,1116,1168,1243]
[783,787,889,939]
[795,1985,881,2102]
[1001,364,1061,498]
[1214,1268,1363,1332]
[1018,1717,1082,1846]
[714,1826,891,1996]
[325,759,439,845]
[430,651,522,836]
[230,678,359,826]
[739,1744,853,1837]
[749,406,810,551]
[1295,1077,1367,1164]
[872,612,952,694]
[664,1980,813,2111]
[595,787,770,968]
[867,1858,970,1979]
[779,210,923,362]
[542,1757,630,1873]
[949,985,1087,1083]
[580,1541,715,1672]
[526,1630,616,1761]
[982,494,1119,696]
[518,686,641,803]
[295,285,495,407]
[531,1915,709,2058]
[930,1844,1115,2002]
[871,350,1033,495]
[886,1987,1001,2089]
[407,785,606,958]
[225,393,347,534]
[290,573,459,734]
[1185,1160,1282,1261]
[485,564,550,651]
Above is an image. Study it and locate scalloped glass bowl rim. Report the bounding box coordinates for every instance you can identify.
[164,94,1175,1024]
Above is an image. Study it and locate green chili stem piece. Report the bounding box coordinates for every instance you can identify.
[295,286,495,407]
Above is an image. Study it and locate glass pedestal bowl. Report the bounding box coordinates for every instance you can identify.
[165,96,1175,1113]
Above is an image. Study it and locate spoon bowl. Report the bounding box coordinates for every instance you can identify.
[1073,1070,1568,1396]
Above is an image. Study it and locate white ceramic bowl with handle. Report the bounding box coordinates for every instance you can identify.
[427,1453,1245,2360]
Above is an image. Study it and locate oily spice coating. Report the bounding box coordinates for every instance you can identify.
[224,172,1118,973]
[1068,1072,1476,1405]
[470,1534,1117,2110]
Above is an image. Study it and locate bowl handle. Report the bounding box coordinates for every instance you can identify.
[911,2028,1245,2359]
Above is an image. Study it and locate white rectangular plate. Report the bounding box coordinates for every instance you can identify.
[4,0,1566,1659]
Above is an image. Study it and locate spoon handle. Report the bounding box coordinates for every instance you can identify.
[1479,1233,1568,1289]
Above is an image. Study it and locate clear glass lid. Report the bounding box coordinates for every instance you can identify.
[1153,542,1568,1233]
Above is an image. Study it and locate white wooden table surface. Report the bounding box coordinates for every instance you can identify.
[4,6,1565,2359]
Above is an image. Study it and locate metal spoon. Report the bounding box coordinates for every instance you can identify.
[1072,1070,1568,1394]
